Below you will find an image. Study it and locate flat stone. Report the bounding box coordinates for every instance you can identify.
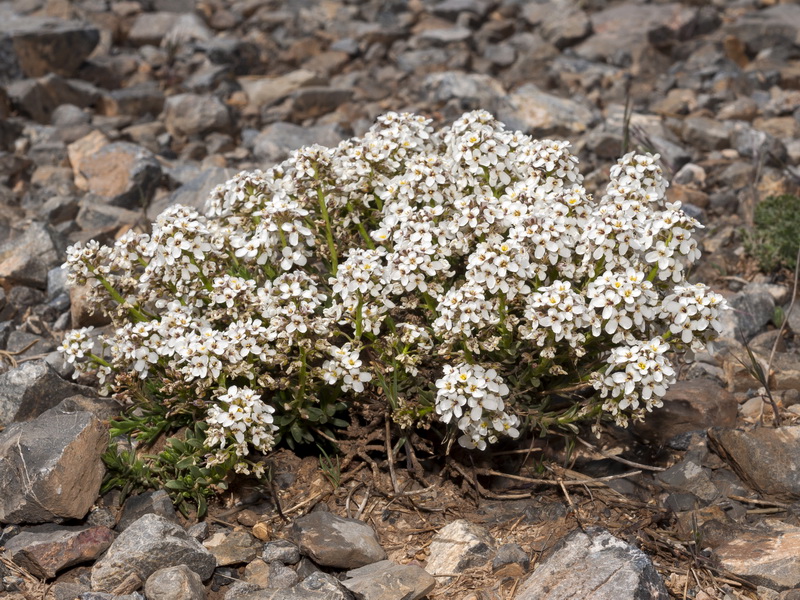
[709,426,800,501]
[288,87,354,121]
[204,530,262,566]
[127,12,179,47]
[342,560,435,600]
[6,525,115,579]
[493,543,530,571]
[237,572,353,600]
[239,69,326,109]
[262,540,301,565]
[252,122,345,166]
[633,379,738,445]
[0,411,106,524]
[713,522,800,591]
[515,528,669,599]
[0,16,99,79]
[73,142,162,210]
[425,520,495,582]
[148,167,236,220]
[144,565,207,600]
[0,221,63,289]
[291,512,386,570]
[0,360,95,426]
[420,71,507,113]
[91,514,216,594]
[716,290,775,341]
[499,83,597,138]
[164,93,232,137]
[117,490,179,532]
[682,117,732,152]
[101,83,165,117]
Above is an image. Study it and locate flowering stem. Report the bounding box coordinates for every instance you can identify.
[316,188,339,275]
[92,271,150,323]
[189,257,214,292]
[355,293,364,339]
[88,353,111,368]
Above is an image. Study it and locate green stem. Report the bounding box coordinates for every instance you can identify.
[88,353,111,368]
[317,188,339,275]
[355,293,364,339]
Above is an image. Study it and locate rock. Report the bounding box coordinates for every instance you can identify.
[6,525,116,579]
[147,167,236,220]
[163,94,232,137]
[342,560,436,600]
[415,26,473,46]
[712,521,800,591]
[144,565,206,600]
[522,1,591,49]
[682,117,731,152]
[0,221,64,289]
[425,520,495,581]
[252,122,345,166]
[0,16,100,79]
[656,450,720,506]
[262,540,301,565]
[716,290,775,341]
[492,543,530,571]
[709,426,800,501]
[727,4,800,55]
[238,69,326,109]
[431,0,493,20]
[633,379,737,446]
[242,559,271,588]
[91,514,216,594]
[72,142,162,210]
[498,84,597,138]
[101,83,165,117]
[770,354,800,391]
[0,411,106,524]
[117,490,179,532]
[127,12,179,47]
[265,561,299,589]
[420,71,507,113]
[291,512,386,570]
[163,13,213,48]
[515,528,669,599]
[288,87,353,121]
[0,360,95,425]
[204,530,262,566]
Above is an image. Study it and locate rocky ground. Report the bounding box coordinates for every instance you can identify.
[1,0,800,598]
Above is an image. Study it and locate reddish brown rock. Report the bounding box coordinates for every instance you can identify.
[7,525,116,579]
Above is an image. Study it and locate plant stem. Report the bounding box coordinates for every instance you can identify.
[316,188,338,275]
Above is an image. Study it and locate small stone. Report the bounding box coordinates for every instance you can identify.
[716,290,775,341]
[291,512,386,569]
[238,70,326,109]
[499,83,598,138]
[262,540,300,564]
[342,560,435,600]
[0,360,95,426]
[0,221,63,289]
[204,530,262,566]
[267,561,299,589]
[91,514,216,594]
[163,94,232,138]
[0,411,107,523]
[117,490,179,532]
[144,565,206,600]
[425,520,495,582]
[127,12,179,47]
[101,83,165,117]
[251,522,271,542]
[492,543,530,571]
[682,117,731,152]
[709,426,800,501]
[147,167,235,221]
[288,87,353,122]
[187,522,210,542]
[6,525,115,579]
[515,528,669,599]
[243,559,271,588]
[252,122,345,166]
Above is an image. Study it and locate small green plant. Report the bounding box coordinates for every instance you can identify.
[318,446,342,489]
[744,194,800,272]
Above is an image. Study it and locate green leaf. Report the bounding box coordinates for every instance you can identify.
[164,480,188,491]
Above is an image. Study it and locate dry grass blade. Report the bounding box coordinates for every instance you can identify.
[576,436,666,472]
[474,466,643,487]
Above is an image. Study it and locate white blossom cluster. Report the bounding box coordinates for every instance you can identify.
[62,110,728,463]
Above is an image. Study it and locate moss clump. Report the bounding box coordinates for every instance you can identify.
[745,194,800,272]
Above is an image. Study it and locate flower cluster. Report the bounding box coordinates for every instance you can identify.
[62,110,728,479]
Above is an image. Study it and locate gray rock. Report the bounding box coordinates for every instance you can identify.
[117,490,179,532]
[425,520,494,582]
[164,94,232,137]
[342,560,435,600]
[204,530,262,566]
[127,13,180,47]
[709,426,800,501]
[0,411,106,524]
[492,543,530,571]
[163,13,213,48]
[144,565,206,600]
[6,525,116,579]
[727,4,800,55]
[0,16,99,80]
[239,70,326,109]
[655,451,720,506]
[515,528,669,599]
[730,123,787,166]
[252,122,345,166]
[103,83,165,118]
[267,561,299,589]
[420,71,507,113]
[522,1,591,49]
[415,26,473,46]
[682,117,731,152]
[431,0,494,20]
[0,360,96,426]
[262,540,301,565]
[633,379,737,446]
[291,512,386,570]
[238,572,353,600]
[148,167,236,221]
[716,290,775,341]
[0,221,63,289]
[91,514,216,594]
[498,84,598,138]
